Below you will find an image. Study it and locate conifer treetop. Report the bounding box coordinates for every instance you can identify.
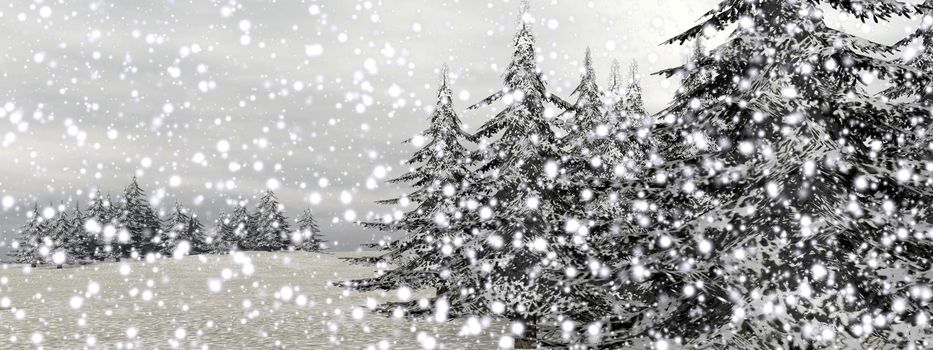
[608,59,624,94]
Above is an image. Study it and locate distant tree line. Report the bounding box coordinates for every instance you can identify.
[9,177,325,267]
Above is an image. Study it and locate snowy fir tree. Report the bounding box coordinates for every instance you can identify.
[621,63,646,119]
[160,203,206,256]
[562,49,642,275]
[86,191,121,261]
[655,37,718,159]
[458,9,609,345]
[596,0,933,348]
[185,214,207,254]
[618,62,654,178]
[65,202,96,263]
[247,191,291,251]
[887,0,933,107]
[118,177,161,257]
[563,48,610,177]
[884,1,933,166]
[348,66,477,305]
[49,203,95,266]
[603,59,656,181]
[294,208,325,251]
[227,204,253,251]
[210,210,239,253]
[10,204,47,267]
[607,59,625,100]
[44,208,67,267]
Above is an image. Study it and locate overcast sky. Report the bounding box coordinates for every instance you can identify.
[0,0,920,252]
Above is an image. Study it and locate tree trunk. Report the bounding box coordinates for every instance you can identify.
[514,317,538,349]
[30,263,36,268]
[56,264,63,269]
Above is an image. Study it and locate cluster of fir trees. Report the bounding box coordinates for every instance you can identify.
[346,5,653,347]
[349,1,933,348]
[10,178,325,267]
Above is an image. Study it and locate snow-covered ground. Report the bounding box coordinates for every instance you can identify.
[0,252,506,349]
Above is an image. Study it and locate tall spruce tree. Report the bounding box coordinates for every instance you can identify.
[348,66,476,302]
[599,0,930,348]
[604,60,655,181]
[160,204,206,256]
[656,37,718,159]
[119,177,160,257]
[294,208,325,251]
[185,214,206,254]
[50,203,95,265]
[607,59,625,100]
[563,49,620,265]
[248,191,290,251]
[622,62,646,118]
[210,210,239,253]
[563,48,611,177]
[458,8,609,346]
[11,204,46,266]
[48,207,73,268]
[86,191,120,260]
[228,204,253,250]
[619,62,654,178]
[66,202,96,263]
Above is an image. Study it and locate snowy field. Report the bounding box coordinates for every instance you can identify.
[0,252,507,349]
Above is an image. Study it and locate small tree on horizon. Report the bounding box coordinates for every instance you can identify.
[210,210,239,253]
[247,191,291,251]
[229,204,253,250]
[86,191,121,261]
[10,203,46,267]
[57,202,96,264]
[160,203,207,257]
[118,177,160,257]
[294,208,325,251]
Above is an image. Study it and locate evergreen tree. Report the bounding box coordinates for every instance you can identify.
[656,37,718,159]
[887,0,933,104]
[884,1,933,157]
[607,59,625,99]
[67,202,96,263]
[604,59,656,181]
[186,214,207,254]
[160,204,206,256]
[562,50,632,278]
[248,191,290,251]
[683,38,712,102]
[622,62,646,118]
[600,0,928,348]
[50,202,96,265]
[457,9,608,345]
[294,208,325,251]
[119,177,160,257]
[228,204,253,251]
[210,210,239,253]
[86,191,120,261]
[48,207,73,268]
[617,62,654,179]
[10,203,46,266]
[348,66,476,302]
[563,48,609,174]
